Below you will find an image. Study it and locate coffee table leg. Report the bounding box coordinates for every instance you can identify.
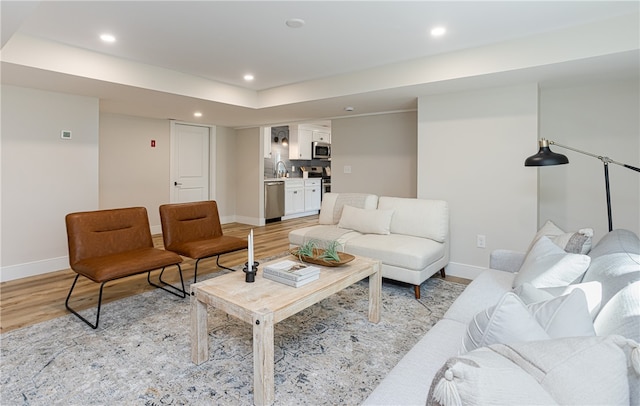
[368,261,381,323]
[191,293,209,365]
[253,310,275,406]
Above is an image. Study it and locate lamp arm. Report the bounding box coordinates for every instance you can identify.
[549,140,640,172]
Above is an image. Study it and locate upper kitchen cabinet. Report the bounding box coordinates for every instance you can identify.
[288,124,313,160]
[311,128,331,143]
[288,124,331,160]
[263,127,272,159]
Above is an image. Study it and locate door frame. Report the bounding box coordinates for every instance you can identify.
[169,120,217,203]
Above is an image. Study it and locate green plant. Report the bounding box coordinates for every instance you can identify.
[320,240,341,262]
[296,240,318,261]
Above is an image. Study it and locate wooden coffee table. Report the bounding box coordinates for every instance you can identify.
[190,254,381,406]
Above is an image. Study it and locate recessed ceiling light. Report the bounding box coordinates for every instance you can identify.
[286,18,305,28]
[430,26,446,37]
[193,112,202,118]
[344,106,355,112]
[244,74,254,81]
[100,33,116,43]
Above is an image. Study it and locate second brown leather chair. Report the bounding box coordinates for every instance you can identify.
[159,201,248,283]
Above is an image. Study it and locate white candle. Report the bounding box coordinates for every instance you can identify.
[248,229,254,269]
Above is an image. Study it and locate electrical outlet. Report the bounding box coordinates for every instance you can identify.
[344,165,352,174]
[477,234,486,248]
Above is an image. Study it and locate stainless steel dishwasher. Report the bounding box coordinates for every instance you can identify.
[264,181,285,222]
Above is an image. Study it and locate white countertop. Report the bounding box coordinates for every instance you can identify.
[263,177,322,182]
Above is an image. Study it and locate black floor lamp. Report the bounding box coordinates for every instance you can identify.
[525,138,640,232]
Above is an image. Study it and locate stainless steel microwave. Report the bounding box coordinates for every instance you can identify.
[312,141,331,159]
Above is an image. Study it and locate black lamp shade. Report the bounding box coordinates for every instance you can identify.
[524,140,569,166]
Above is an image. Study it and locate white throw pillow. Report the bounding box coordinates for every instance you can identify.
[463,290,595,353]
[462,292,550,353]
[513,236,591,289]
[528,220,593,254]
[428,335,636,406]
[526,289,595,338]
[515,281,603,319]
[337,205,394,235]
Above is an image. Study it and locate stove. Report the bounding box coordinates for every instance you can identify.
[301,166,331,196]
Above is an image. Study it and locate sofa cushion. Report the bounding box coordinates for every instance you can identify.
[428,336,633,406]
[337,205,394,235]
[580,229,640,312]
[344,234,445,271]
[513,236,590,288]
[594,281,640,342]
[317,193,378,225]
[377,197,448,243]
[528,219,593,254]
[587,228,640,259]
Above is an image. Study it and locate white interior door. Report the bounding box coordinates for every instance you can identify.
[171,123,210,203]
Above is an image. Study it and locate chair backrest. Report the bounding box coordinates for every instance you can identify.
[65,207,154,267]
[159,201,223,250]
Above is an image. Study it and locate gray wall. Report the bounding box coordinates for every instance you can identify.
[1,85,99,281]
[99,113,171,230]
[539,79,640,240]
[418,84,540,279]
[331,111,417,197]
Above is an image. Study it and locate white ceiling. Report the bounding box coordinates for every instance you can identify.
[1,1,639,128]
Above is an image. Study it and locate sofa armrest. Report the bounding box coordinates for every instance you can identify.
[490,249,525,273]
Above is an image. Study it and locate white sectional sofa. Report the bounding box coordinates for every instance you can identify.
[363,227,640,406]
[288,193,449,298]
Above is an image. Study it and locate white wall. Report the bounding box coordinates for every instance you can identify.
[331,111,417,197]
[215,125,238,224]
[418,84,539,279]
[99,113,171,232]
[234,127,263,225]
[1,85,99,282]
[539,79,640,239]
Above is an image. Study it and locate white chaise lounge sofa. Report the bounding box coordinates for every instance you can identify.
[289,192,449,298]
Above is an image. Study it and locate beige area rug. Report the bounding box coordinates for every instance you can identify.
[0,255,466,405]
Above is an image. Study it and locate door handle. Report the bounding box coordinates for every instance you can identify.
[174,182,182,186]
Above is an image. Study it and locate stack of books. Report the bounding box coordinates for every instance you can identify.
[263,260,321,287]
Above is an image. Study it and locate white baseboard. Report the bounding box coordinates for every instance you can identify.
[0,256,70,283]
[282,210,319,221]
[444,261,486,281]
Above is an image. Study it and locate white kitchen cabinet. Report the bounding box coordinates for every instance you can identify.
[284,179,305,215]
[263,127,272,158]
[304,179,321,211]
[288,125,313,160]
[312,130,331,143]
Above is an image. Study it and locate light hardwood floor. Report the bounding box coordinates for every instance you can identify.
[0,215,468,333]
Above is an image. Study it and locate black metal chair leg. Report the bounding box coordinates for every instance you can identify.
[193,259,201,284]
[215,255,237,272]
[191,255,237,284]
[147,264,186,298]
[65,274,105,329]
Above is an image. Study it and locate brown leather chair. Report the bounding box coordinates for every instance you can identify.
[159,201,248,283]
[65,207,185,329]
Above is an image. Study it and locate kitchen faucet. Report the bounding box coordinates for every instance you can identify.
[275,161,288,178]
